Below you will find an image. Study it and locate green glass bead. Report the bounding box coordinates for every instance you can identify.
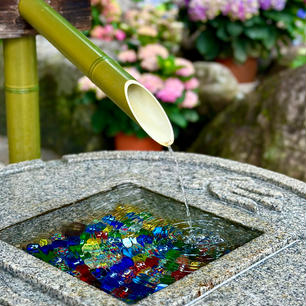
[164,260,179,272]
[165,250,181,260]
[173,240,185,248]
[160,275,175,285]
[80,232,90,242]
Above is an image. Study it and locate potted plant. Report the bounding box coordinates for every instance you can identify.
[76,3,199,151]
[176,0,306,82]
[77,44,200,150]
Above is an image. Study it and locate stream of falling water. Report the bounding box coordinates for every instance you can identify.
[167,146,193,232]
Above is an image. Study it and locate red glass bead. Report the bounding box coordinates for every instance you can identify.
[75,264,90,276]
[145,256,159,268]
[112,286,129,298]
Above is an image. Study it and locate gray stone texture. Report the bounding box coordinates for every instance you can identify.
[0,151,305,306]
[191,65,306,181]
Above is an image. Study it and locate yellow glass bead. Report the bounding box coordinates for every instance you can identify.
[189,261,200,270]
[39,239,49,247]
[103,226,112,233]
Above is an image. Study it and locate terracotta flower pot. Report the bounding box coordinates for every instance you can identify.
[114,132,162,151]
[216,58,258,83]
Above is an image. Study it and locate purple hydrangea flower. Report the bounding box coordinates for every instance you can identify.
[188,0,224,22]
[259,0,287,11]
[222,0,259,21]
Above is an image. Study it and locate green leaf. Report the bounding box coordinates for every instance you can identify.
[168,112,188,128]
[263,28,277,49]
[244,26,269,40]
[217,26,230,41]
[183,109,200,122]
[196,30,220,60]
[80,91,96,105]
[226,22,243,37]
[263,11,293,26]
[91,6,101,27]
[232,38,248,63]
[91,110,106,133]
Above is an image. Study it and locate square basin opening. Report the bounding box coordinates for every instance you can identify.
[0,184,261,304]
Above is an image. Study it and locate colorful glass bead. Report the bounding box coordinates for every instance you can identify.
[39,238,50,247]
[24,204,233,304]
[50,233,65,241]
[26,243,40,254]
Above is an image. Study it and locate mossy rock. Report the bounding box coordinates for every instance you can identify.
[190,66,306,181]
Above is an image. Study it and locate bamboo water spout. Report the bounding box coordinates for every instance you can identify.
[18,0,174,147]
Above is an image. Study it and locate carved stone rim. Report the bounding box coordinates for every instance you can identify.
[0,182,294,306]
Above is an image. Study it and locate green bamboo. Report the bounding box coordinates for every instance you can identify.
[18,0,174,146]
[18,0,136,119]
[3,36,40,163]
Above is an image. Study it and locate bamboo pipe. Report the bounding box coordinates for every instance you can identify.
[18,0,174,147]
[3,36,41,163]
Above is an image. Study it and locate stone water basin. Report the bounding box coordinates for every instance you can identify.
[0,185,261,304]
[0,151,304,306]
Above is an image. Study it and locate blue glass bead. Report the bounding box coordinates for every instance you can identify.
[154,283,168,292]
[121,256,134,268]
[49,256,64,266]
[100,276,120,292]
[102,215,116,225]
[85,224,100,233]
[95,222,106,231]
[125,212,136,219]
[111,256,134,273]
[91,268,108,279]
[26,243,40,254]
[65,256,84,269]
[127,283,153,299]
[115,221,123,229]
[52,240,67,248]
[66,236,81,246]
[122,248,133,258]
[39,244,52,254]
[136,235,153,246]
[152,227,163,236]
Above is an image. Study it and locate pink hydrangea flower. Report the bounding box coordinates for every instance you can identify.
[115,29,126,41]
[118,50,137,63]
[141,57,159,71]
[102,0,122,23]
[95,88,106,100]
[137,26,158,37]
[176,58,195,77]
[124,67,141,80]
[181,91,199,108]
[138,44,169,60]
[184,77,200,90]
[78,76,96,92]
[156,78,185,103]
[90,25,105,39]
[139,74,164,94]
[91,25,114,41]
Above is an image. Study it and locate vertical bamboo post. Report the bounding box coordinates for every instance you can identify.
[3,36,41,163]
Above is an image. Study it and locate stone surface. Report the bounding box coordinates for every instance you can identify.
[190,65,306,181]
[194,62,239,114]
[0,151,305,306]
